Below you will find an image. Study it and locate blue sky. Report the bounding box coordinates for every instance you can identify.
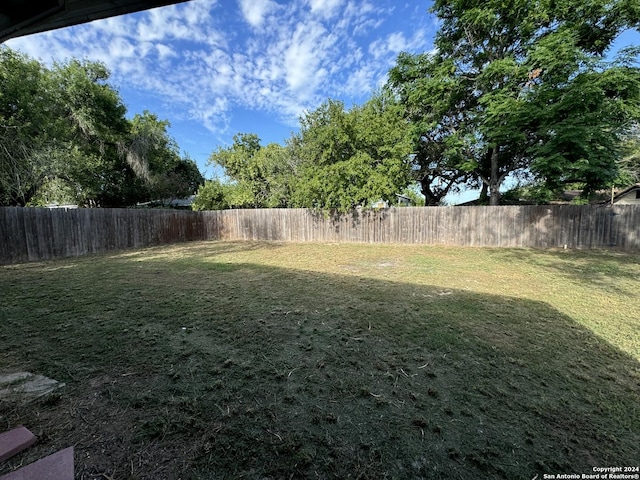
[6,0,639,203]
[7,0,436,179]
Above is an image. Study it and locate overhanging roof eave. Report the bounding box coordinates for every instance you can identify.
[0,0,191,43]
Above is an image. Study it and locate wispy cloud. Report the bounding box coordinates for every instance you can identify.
[238,0,277,27]
[308,0,344,19]
[6,0,434,135]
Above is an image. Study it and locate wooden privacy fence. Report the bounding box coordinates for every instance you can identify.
[0,208,208,265]
[1,204,639,264]
[209,205,640,248]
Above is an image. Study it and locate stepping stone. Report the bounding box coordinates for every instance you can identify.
[0,373,64,401]
[0,446,74,480]
[0,427,37,462]
[0,373,32,386]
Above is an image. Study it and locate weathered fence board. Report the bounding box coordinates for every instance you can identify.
[1,204,639,264]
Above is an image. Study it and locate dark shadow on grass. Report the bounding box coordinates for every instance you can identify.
[1,251,639,480]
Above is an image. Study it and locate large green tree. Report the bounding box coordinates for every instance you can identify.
[48,58,140,207]
[0,48,55,206]
[290,95,412,211]
[192,179,231,211]
[0,47,203,207]
[204,133,298,209]
[198,94,412,212]
[387,52,477,205]
[125,111,204,204]
[388,0,640,205]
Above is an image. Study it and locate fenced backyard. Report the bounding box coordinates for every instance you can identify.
[2,206,640,478]
[1,204,639,264]
[1,241,639,479]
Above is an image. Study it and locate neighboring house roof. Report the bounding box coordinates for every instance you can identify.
[45,203,78,209]
[610,183,640,204]
[395,194,413,205]
[167,196,196,209]
[135,195,195,209]
[549,189,610,205]
[549,185,640,205]
[454,185,637,206]
[0,0,191,43]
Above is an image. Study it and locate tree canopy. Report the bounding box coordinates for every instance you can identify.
[387,0,640,205]
[1,48,57,206]
[196,95,413,212]
[199,133,298,209]
[0,47,203,207]
[6,0,639,212]
[289,95,412,211]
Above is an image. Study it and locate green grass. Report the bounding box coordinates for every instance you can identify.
[1,241,639,479]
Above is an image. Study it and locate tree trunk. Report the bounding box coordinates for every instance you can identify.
[420,179,442,206]
[477,149,492,205]
[479,183,489,204]
[489,146,501,206]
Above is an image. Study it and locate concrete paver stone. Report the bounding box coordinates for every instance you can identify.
[0,447,74,480]
[0,428,37,462]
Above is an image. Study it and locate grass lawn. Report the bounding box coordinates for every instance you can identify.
[1,241,639,479]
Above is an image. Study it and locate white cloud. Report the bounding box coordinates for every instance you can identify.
[238,0,276,27]
[351,17,385,37]
[369,30,428,61]
[308,0,344,18]
[369,32,404,59]
[109,37,136,60]
[5,0,435,137]
[283,22,329,92]
[156,44,177,61]
[342,64,378,96]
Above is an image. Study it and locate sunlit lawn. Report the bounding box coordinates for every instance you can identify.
[1,241,639,479]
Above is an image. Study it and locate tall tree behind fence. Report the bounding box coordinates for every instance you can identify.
[1,205,639,264]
